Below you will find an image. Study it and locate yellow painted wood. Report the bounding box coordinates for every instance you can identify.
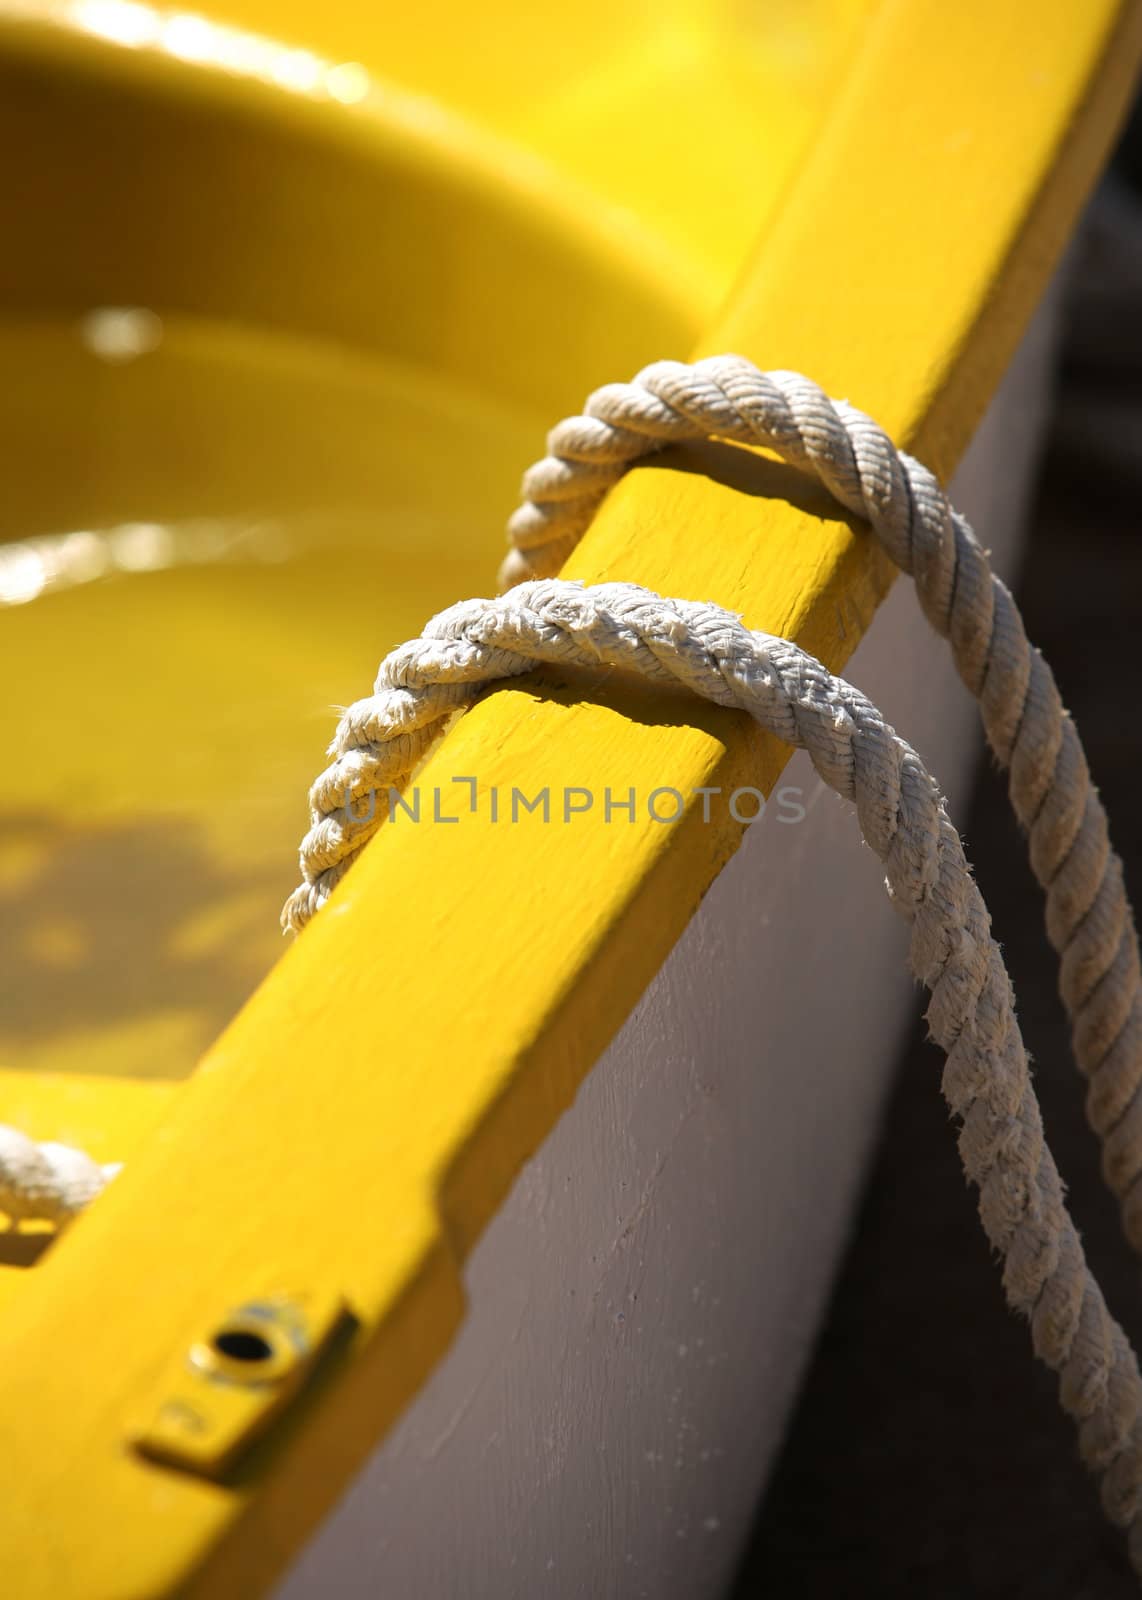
[0,1071,172,1168]
[0,2,1138,1597]
[136,1289,353,1477]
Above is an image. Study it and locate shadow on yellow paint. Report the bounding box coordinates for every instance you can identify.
[0,810,280,1078]
[656,436,867,530]
[0,1219,55,1270]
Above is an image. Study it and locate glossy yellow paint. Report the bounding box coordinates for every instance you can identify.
[0,321,544,1081]
[178,0,876,313]
[0,0,1138,1596]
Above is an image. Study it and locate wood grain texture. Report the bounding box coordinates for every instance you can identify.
[0,2,1138,1597]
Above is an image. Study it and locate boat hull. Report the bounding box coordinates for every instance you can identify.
[276,292,1060,1600]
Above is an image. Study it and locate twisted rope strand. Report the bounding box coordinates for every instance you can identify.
[493,356,1142,1253]
[285,577,1142,1571]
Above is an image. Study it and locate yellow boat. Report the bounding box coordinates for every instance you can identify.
[0,1,1138,1594]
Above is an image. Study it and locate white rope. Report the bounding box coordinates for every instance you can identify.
[284,575,1142,1570]
[5,355,1142,1577]
[275,356,1142,1572]
[497,358,1142,1242]
[0,1126,118,1224]
[293,358,1142,1261]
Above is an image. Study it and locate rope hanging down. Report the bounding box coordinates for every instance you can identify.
[295,356,1142,1266]
[4,356,1141,1577]
[294,574,1142,1563]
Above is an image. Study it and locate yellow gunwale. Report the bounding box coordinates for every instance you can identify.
[0,2,1140,1596]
